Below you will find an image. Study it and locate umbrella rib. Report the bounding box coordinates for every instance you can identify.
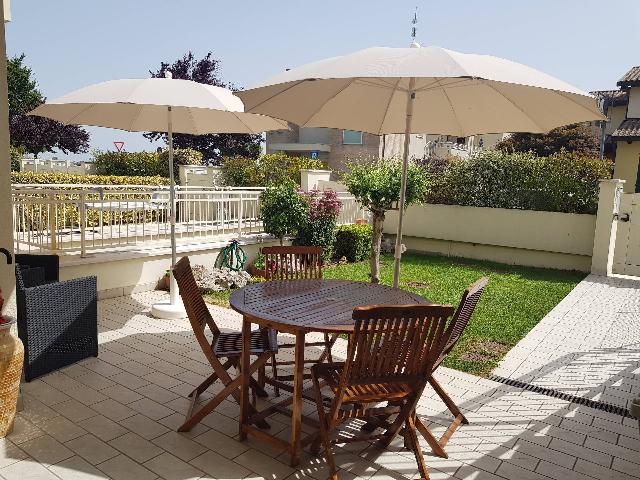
[485,82,546,133]
[436,78,465,137]
[553,90,604,120]
[128,104,146,132]
[300,78,356,126]
[64,103,99,126]
[232,111,258,134]
[377,78,403,135]
[187,107,199,135]
[242,79,308,114]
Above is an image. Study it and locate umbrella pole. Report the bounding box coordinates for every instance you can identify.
[392,78,416,289]
[167,106,178,305]
[151,106,186,319]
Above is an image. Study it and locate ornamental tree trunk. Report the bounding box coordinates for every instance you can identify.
[369,209,385,284]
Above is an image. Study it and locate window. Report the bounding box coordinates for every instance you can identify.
[343,130,363,145]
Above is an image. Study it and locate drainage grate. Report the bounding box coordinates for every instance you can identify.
[488,375,632,419]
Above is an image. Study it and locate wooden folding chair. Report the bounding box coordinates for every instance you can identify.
[417,276,489,450]
[310,304,455,480]
[261,246,338,395]
[173,256,278,432]
[361,277,489,455]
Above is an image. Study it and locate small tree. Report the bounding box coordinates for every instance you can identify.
[343,158,428,283]
[260,181,308,245]
[145,52,261,163]
[496,123,599,157]
[8,54,90,157]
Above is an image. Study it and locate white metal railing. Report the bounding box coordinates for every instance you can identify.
[12,184,366,257]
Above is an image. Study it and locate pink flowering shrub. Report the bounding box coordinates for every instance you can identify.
[295,189,342,260]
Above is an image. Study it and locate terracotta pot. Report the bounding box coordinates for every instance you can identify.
[248,264,266,278]
[355,218,369,225]
[0,319,24,437]
[158,275,170,291]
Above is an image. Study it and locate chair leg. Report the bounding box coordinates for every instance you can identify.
[405,415,429,480]
[414,415,448,459]
[312,374,337,480]
[270,352,280,396]
[429,376,468,425]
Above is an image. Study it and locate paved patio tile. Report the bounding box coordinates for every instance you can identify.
[37,416,87,443]
[50,399,99,424]
[64,434,120,465]
[189,450,252,479]
[144,452,204,480]
[128,398,173,420]
[0,440,28,469]
[19,434,74,466]
[47,456,109,480]
[96,454,157,480]
[77,415,128,442]
[118,413,170,440]
[108,432,164,463]
[0,459,60,480]
[151,431,208,462]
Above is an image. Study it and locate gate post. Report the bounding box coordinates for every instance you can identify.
[591,179,625,276]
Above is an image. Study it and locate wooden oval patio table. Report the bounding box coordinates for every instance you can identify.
[230,279,431,466]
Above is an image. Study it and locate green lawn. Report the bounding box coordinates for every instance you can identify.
[205,252,585,376]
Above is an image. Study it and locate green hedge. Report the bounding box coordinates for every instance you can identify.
[92,148,203,182]
[11,171,169,186]
[424,150,612,214]
[222,152,326,187]
[334,224,372,262]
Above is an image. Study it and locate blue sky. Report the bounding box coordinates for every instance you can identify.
[6,0,640,159]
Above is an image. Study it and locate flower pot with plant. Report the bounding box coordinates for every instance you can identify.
[0,290,24,437]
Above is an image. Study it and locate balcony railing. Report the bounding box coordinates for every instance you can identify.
[12,184,367,257]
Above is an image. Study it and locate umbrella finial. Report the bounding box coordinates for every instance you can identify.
[409,6,420,48]
[164,71,173,79]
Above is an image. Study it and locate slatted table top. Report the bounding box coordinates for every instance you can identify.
[230,279,431,333]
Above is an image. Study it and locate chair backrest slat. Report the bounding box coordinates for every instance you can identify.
[342,305,455,389]
[173,257,221,343]
[262,246,323,281]
[437,277,488,367]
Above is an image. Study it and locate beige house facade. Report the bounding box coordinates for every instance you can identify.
[266,124,508,174]
[593,66,640,193]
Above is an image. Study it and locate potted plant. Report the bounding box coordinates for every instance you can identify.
[249,252,266,278]
[158,270,171,291]
[0,290,24,437]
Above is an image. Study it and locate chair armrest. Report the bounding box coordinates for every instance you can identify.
[19,276,98,338]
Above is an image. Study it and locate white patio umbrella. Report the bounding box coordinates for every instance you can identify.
[238,44,605,288]
[30,74,287,319]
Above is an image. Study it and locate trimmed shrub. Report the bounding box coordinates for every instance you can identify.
[222,152,326,187]
[92,148,203,182]
[11,171,168,186]
[294,189,342,261]
[424,150,612,215]
[334,224,373,262]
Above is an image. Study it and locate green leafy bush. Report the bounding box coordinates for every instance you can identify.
[424,150,612,214]
[294,189,342,261]
[222,152,326,187]
[11,171,168,186]
[92,148,203,182]
[260,181,308,244]
[334,224,373,262]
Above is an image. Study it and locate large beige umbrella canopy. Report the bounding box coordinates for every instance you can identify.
[30,75,287,319]
[238,44,605,287]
